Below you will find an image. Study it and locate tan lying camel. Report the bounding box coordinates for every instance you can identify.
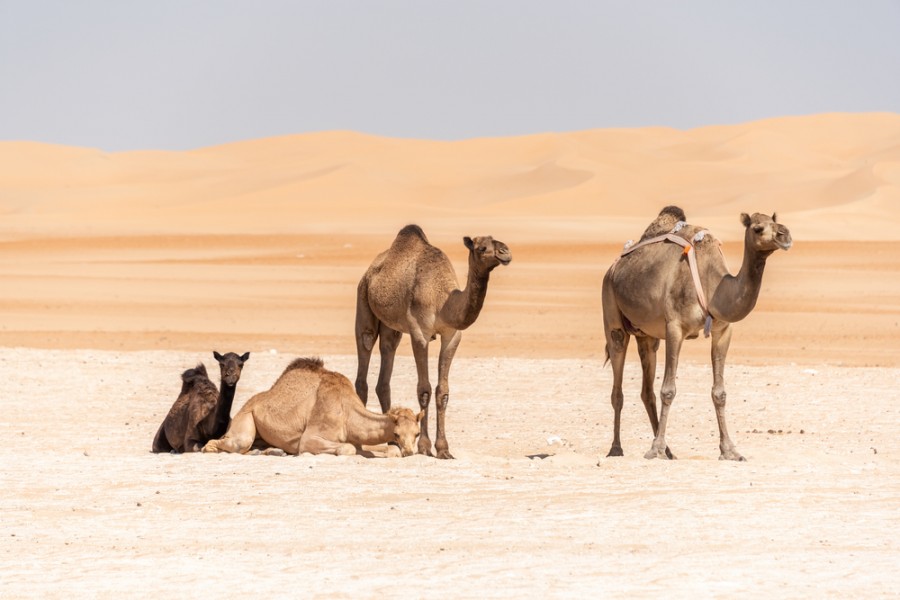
[202,357,424,457]
[355,225,511,459]
[602,206,792,461]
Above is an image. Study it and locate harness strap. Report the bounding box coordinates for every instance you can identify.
[616,229,713,336]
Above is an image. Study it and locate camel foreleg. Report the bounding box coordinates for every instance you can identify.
[201,412,256,454]
[433,331,461,460]
[711,324,744,461]
[297,432,357,456]
[410,333,434,457]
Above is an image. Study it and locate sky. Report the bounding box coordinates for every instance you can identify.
[2,0,899,151]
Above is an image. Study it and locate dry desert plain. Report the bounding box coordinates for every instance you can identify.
[1,113,899,597]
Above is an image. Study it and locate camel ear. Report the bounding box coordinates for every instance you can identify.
[213,351,224,362]
[416,409,426,424]
[463,236,474,251]
[740,213,751,228]
[772,212,778,223]
[240,352,250,362]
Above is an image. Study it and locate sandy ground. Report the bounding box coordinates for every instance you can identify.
[2,114,900,596]
[2,350,898,597]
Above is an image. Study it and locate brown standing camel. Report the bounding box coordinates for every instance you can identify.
[602,207,792,461]
[202,357,424,457]
[355,224,511,459]
[152,351,250,453]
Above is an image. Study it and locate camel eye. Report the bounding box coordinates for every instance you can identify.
[752,225,764,234]
[478,246,487,253]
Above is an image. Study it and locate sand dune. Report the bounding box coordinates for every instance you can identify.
[2,112,899,240]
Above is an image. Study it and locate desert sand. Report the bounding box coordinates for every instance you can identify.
[1,113,899,597]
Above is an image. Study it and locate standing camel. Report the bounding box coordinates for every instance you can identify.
[151,351,250,453]
[355,225,511,459]
[602,207,791,461]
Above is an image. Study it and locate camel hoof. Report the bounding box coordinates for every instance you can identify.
[719,452,746,462]
[607,446,624,458]
[435,449,454,460]
[665,447,677,460]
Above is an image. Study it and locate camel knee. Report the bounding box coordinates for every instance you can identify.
[435,384,449,409]
[417,384,432,409]
[712,387,727,409]
[660,386,676,407]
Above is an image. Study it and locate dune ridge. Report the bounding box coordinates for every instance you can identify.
[2,112,899,241]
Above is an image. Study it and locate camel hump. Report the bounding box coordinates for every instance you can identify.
[659,205,687,221]
[639,205,689,241]
[395,224,429,243]
[282,357,326,376]
[181,363,209,384]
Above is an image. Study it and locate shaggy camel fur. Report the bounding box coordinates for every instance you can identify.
[355,225,511,459]
[152,351,250,453]
[602,207,791,461]
[202,357,424,457]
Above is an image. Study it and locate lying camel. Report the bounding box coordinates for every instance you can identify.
[202,357,424,457]
[152,351,250,453]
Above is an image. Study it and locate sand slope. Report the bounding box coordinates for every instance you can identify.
[2,112,900,240]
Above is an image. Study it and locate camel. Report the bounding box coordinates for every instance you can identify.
[354,224,511,459]
[151,351,250,453]
[602,207,792,461]
[202,357,424,457]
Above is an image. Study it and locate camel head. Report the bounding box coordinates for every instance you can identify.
[740,212,792,255]
[387,407,425,457]
[213,351,250,387]
[463,235,512,273]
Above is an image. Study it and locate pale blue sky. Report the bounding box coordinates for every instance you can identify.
[2,0,899,151]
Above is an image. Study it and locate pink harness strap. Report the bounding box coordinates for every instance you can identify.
[616,229,713,337]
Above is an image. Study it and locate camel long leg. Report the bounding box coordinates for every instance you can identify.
[645,322,684,459]
[636,336,675,459]
[374,323,403,413]
[201,412,257,454]
[605,327,629,457]
[434,330,462,460]
[409,332,434,457]
[354,281,379,405]
[710,324,744,460]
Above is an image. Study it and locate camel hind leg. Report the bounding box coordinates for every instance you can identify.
[645,322,684,460]
[605,325,629,457]
[201,412,257,454]
[354,280,379,406]
[636,335,675,459]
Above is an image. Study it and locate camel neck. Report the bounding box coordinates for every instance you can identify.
[345,406,394,446]
[709,239,771,323]
[441,257,490,330]
[213,382,236,430]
